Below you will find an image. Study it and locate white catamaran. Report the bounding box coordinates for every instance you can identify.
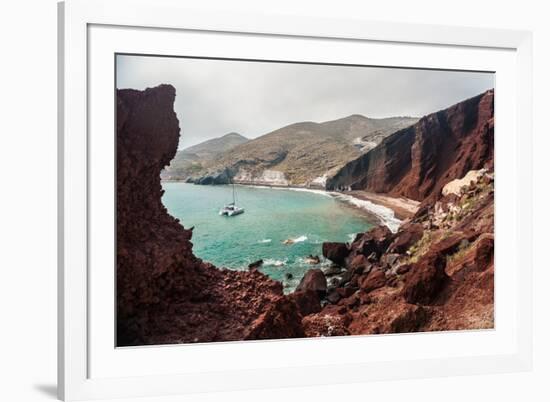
[219,180,244,216]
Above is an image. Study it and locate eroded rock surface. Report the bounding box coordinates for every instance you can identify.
[327,90,494,202]
[308,168,494,335]
[298,92,495,336]
[116,85,303,345]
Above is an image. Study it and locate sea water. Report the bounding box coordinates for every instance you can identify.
[161,182,375,292]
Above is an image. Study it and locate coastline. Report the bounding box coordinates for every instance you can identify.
[163,179,410,233]
[236,183,402,232]
[345,191,420,220]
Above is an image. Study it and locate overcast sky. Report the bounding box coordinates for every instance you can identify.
[116,55,494,150]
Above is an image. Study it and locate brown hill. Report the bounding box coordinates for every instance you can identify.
[162,132,248,180]
[188,115,418,186]
[184,132,249,157]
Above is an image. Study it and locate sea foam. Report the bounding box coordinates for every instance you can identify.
[329,193,402,233]
[292,235,308,243]
[263,258,286,267]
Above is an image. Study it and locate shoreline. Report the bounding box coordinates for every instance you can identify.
[346,191,420,220]
[163,180,412,233]
[234,183,402,232]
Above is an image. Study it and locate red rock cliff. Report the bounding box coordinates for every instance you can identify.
[310,90,495,336]
[326,90,494,201]
[116,85,303,346]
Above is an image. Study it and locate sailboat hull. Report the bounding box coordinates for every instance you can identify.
[219,204,244,216]
[227,208,244,216]
[219,206,244,216]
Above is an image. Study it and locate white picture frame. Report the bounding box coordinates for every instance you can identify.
[58,0,533,400]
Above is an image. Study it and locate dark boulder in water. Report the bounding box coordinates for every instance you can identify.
[248,259,264,270]
[322,242,350,266]
[296,269,327,297]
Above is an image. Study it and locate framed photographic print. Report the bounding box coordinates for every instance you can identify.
[58,0,533,400]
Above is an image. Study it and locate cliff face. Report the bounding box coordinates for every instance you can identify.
[326,90,494,202]
[116,85,303,346]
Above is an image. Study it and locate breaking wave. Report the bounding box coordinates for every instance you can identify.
[292,235,308,243]
[329,193,402,233]
[263,258,286,267]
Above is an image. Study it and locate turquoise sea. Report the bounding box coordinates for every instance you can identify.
[161,183,375,292]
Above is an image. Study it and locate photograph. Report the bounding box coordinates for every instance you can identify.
[115,54,495,346]
[3,0,546,400]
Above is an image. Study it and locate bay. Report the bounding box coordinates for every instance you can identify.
[161,182,375,292]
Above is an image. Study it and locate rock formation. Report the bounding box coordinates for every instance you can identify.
[308,163,494,336]
[326,90,494,202]
[116,85,303,345]
[295,269,327,297]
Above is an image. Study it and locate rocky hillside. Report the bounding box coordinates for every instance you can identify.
[294,89,495,336]
[162,132,248,180]
[326,90,494,202]
[187,115,418,187]
[301,169,494,335]
[117,85,303,345]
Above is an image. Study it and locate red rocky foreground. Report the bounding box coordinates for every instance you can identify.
[117,85,494,345]
[312,171,494,335]
[116,85,303,345]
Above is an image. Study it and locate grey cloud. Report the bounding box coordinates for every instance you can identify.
[116,55,494,149]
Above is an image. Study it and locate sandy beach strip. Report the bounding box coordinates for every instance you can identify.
[345,191,420,220]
